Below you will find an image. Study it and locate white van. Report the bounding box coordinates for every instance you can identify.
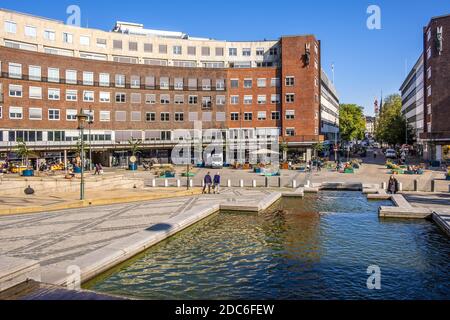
[211,154,224,169]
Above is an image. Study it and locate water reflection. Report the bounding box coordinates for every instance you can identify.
[85,192,450,300]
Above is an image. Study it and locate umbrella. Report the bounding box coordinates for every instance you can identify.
[250,149,280,155]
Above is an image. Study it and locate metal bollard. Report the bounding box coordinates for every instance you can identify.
[382,182,387,190]
[240,180,244,188]
[176,179,181,188]
[292,180,297,189]
[265,177,269,188]
[414,179,418,192]
[398,182,403,192]
[189,179,194,188]
[252,180,257,188]
[164,179,169,188]
[152,179,156,188]
[431,180,436,193]
[227,179,232,188]
[306,180,311,188]
[278,177,282,188]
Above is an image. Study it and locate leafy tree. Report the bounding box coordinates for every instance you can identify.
[15,139,35,168]
[375,94,415,146]
[339,104,366,142]
[128,138,142,157]
[313,142,324,158]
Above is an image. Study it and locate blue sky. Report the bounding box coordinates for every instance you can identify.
[2,0,449,115]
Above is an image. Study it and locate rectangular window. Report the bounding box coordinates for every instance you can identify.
[244,95,253,105]
[63,32,73,43]
[145,94,156,104]
[83,72,94,85]
[29,86,42,99]
[229,48,237,56]
[271,111,280,120]
[174,78,184,90]
[159,44,168,54]
[115,93,126,103]
[83,91,94,102]
[189,112,198,122]
[115,74,125,87]
[9,85,23,97]
[113,40,122,50]
[44,30,56,41]
[242,48,251,56]
[99,91,111,103]
[28,65,41,81]
[271,94,281,104]
[115,111,126,121]
[427,67,431,79]
[257,78,266,87]
[231,112,239,121]
[173,45,182,55]
[189,95,198,105]
[129,42,138,51]
[131,111,141,121]
[130,75,140,88]
[216,79,225,90]
[285,76,295,86]
[286,94,295,103]
[230,79,239,88]
[66,90,77,101]
[269,47,278,56]
[25,25,36,38]
[202,79,211,90]
[174,95,184,104]
[216,112,225,122]
[66,109,77,121]
[29,108,42,120]
[216,95,226,105]
[271,78,280,87]
[48,88,60,100]
[99,73,110,86]
[131,93,141,104]
[144,43,153,52]
[187,46,196,55]
[427,47,431,60]
[286,128,295,136]
[175,112,184,122]
[48,109,60,120]
[244,79,253,88]
[427,85,432,97]
[215,47,224,56]
[48,68,60,83]
[230,95,239,105]
[256,48,264,56]
[244,112,253,121]
[5,21,17,33]
[202,96,212,109]
[201,47,210,56]
[9,107,23,119]
[257,111,267,120]
[100,111,110,122]
[146,112,156,122]
[96,38,107,48]
[160,112,170,121]
[160,94,170,104]
[80,36,90,46]
[160,77,169,90]
[188,78,198,90]
[9,63,22,79]
[286,110,295,120]
[257,95,267,104]
[65,70,77,84]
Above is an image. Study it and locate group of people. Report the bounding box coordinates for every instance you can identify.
[306,159,323,172]
[202,172,221,194]
[407,165,422,174]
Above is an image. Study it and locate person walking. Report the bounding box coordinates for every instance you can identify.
[94,163,100,175]
[203,172,212,194]
[213,172,221,194]
[388,175,399,194]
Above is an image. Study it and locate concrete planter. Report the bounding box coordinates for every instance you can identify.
[22,169,34,177]
[128,163,138,171]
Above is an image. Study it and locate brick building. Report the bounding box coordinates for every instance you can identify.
[0,8,332,166]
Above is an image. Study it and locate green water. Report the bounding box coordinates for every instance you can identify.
[85,192,450,300]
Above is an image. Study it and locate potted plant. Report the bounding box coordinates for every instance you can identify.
[446,168,450,181]
[15,139,35,177]
[128,138,142,171]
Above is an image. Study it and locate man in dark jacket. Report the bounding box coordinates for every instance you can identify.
[388,175,399,194]
[203,172,212,194]
[213,172,221,194]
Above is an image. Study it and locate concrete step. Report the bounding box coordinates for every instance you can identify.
[379,206,432,219]
[0,256,41,292]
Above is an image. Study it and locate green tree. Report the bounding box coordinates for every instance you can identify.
[313,142,324,158]
[339,104,366,142]
[15,139,34,168]
[128,138,142,157]
[375,94,414,146]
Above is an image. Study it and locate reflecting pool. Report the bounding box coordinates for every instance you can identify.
[85,192,450,300]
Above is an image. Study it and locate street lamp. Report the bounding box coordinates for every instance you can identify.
[77,108,88,201]
[88,108,94,171]
[334,120,338,163]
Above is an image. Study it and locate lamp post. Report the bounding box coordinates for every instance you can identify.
[334,120,338,163]
[88,108,94,171]
[77,109,88,201]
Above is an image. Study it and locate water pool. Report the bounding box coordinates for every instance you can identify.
[84,192,450,300]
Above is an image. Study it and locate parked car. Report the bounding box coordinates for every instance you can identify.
[385,149,397,159]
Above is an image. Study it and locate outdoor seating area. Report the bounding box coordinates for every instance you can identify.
[386,161,425,175]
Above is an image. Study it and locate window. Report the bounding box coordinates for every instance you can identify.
[271,94,281,104]
[131,111,141,121]
[48,68,59,83]
[229,48,237,56]
[271,78,280,87]
[159,44,168,54]
[256,48,264,56]
[115,111,126,121]
[113,40,122,50]
[144,43,153,52]
[216,95,226,105]
[269,47,278,56]
[29,108,42,120]
[215,47,224,56]
[9,85,23,97]
[99,73,110,86]
[231,113,239,121]
[9,107,23,119]
[244,112,253,121]
[29,86,42,99]
[48,109,60,120]
[83,72,94,85]
[83,91,94,102]
[145,76,155,88]
[174,78,184,90]
[230,96,239,105]
[66,109,77,121]
[161,112,170,121]
[80,36,90,46]
[131,93,141,104]
[244,95,253,105]
[187,46,196,55]
[63,32,73,43]
[65,70,77,84]
[66,90,77,101]
[48,88,60,100]
[174,95,184,104]
[427,47,431,60]
[188,78,198,90]
[286,76,295,86]
[25,26,36,37]
[100,111,110,122]
[173,45,182,55]
[146,112,156,122]
[286,110,295,120]
[257,95,267,104]
[201,47,210,56]
[202,96,212,109]
[427,67,432,79]
[189,112,198,121]
[257,78,266,87]
[242,48,251,56]
[27,66,41,81]
[5,21,17,34]
[286,94,295,103]
[44,30,55,41]
[427,29,431,42]
[131,76,140,88]
[286,128,295,136]
[160,77,169,89]
[115,74,125,87]
[216,79,225,90]
[96,38,107,48]
[129,42,138,51]
[427,85,432,97]
[160,94,170,104]
[9,63,22,79]
[216,112,226,122]
[99,92,111,103]
[230,79,239,88]
[271,111,280,120]
[202,79,211,90]
[202,112,212,122]
[145,94,156,104]
[175,112,184,122]
[257,111,267,120]
[244,79,253,88]
[189,95,198,105]
[115,93,126,103]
